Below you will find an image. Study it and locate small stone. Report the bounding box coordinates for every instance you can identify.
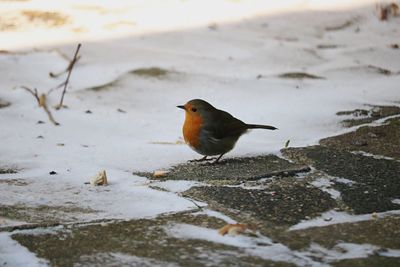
[208,23,218,30]
[49,171,57,175]
[0,99,11,108]
[37,120,45,124]
[85,110,92,114]
[90,170,108,186]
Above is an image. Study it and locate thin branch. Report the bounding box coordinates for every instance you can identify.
[55,43,81,110]
[47,81,66,95]
[40,94,60,126]
[49,55,81,78]
[21,86,40,105]
[20,86,59,126]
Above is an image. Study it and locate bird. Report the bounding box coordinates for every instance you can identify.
[177,99,277,163]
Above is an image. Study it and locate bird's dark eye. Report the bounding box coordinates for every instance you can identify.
[191,107,197,112]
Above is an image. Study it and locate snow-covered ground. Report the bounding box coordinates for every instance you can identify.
[1,0,399,227]
[0,0,400,265]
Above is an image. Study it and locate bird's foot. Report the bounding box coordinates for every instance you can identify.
[193,154,225,165]
[212,154,224,164]
[188,156,214,163]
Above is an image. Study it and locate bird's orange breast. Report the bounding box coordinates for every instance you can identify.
[182,112,203,149]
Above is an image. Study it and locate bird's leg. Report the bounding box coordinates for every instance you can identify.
[213,154,225,164]
[189,155,212,162]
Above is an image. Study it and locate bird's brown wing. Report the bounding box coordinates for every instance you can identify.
[203,109,248,140]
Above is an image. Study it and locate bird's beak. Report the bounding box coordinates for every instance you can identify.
[177,105,185,110]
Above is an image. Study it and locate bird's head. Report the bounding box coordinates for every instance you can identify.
[177,99,216,119]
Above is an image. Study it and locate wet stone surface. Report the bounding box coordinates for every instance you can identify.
[184,178,336,225]
[283,146,400,214]
[0,204,96,225]
[11,212,291,267]
[284,215,400,250]
[321,117,400,160]
[336,105,400,128]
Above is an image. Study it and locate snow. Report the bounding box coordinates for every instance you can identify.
[0,217,27,228]
[151,180,204,193]
[289,209,400,231]
[0,171,196,221]
[351,151,399,161]
[165,223,400,265]
[310,175,357,200]
[311,178,342,199]
[0,0,400,264]
[0,233,48,267]
[193,209,237,224]
[392,199,400,205]
[304,243,400,262]
[165,223,320,266]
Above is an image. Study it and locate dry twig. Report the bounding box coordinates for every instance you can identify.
[55,43,81,109]
[56,44,81,109]
[20,43,81,125]
[20,86,60,126]
[21,86,40,105]
[40,94,60,125]
[49,56,81,78]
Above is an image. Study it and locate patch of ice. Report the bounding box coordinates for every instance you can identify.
[304,243,400,262]
[21,228,69,238]
[0,217,28,228]
[165,223,324,266]
[289,209,400,231]
[392,199,400,205]
[334,114,400,137]
[311,177,341,199]
[151,180,203,193]
[351,151,398,161]
[380,249,400,258]
[333,177,355,185]
[166,223,400,265]
[193,209,237,224]
[0,170,197,221]
[0,232,49,267]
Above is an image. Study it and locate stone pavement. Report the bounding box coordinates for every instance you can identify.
[1,105,400,266]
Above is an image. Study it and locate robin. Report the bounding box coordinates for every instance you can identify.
[177,99,277,163]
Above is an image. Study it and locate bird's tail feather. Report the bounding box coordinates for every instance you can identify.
[246,124,277,130]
